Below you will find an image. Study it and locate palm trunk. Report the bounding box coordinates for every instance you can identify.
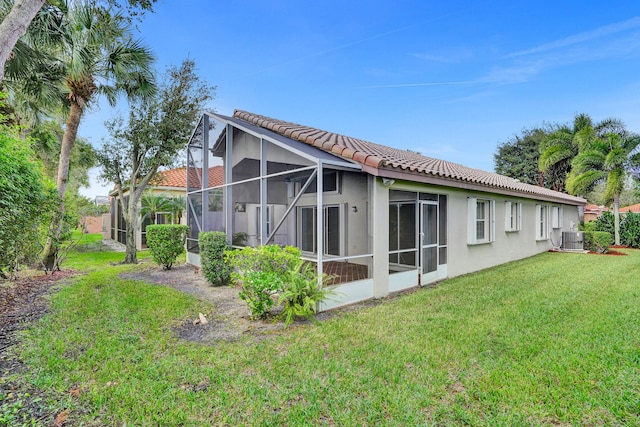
[42,102,83,270]
[0,0,45,82]
[614,193,620,246]
[124,198,138,264]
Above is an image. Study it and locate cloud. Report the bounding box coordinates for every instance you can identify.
[507,16,640,58]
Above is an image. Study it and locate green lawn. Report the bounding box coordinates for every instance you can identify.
[6,240,640,426]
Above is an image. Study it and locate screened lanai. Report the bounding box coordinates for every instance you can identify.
[186,113,375,307]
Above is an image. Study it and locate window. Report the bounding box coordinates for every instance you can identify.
[303,171,340,194]
[468,197,495,244]
[551,206,563,229]
[256,206,272,239]
[298,205,343,255]
[505,201,522,232]
[536,204,549,240]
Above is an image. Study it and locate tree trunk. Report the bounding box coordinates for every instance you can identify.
[614,193,620,246]
[0,0,45,82]
[123,198,138,263]
[42,102,83,270]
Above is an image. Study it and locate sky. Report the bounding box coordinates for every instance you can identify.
[80,0,640,199]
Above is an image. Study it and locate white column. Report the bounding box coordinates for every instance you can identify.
[224,124,233,243]
[316,161,323,286]
[372,176,389,298]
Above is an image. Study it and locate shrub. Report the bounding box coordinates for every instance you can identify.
[620,212,640,248]
[593,211,615,245]
[584,231,611,254]
[226,245,301,319]
[146,225,189,270]
[199,231,231,286]
[278,263,335,327]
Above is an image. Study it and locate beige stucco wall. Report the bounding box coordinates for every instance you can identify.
[387,179,580,280]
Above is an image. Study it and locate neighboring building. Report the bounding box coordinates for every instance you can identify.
[186,111,586,310]
[620,203,640,214]
[584,204,610,222]
[109,166,222,249]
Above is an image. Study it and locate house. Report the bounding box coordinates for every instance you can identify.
[583,203,610,222]
[186,111,586,310]
[620,203,640,214]
[108,166,222,249]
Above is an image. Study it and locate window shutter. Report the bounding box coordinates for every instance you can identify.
[490,200,496,242]
[535,204,541,239]
[467,197,477,244]
[517,202,522,231]
[505,201,512,231]
[559,207,564,230]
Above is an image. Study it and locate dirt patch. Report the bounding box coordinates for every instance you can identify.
[122,263,424,344]
[121,264,288,342]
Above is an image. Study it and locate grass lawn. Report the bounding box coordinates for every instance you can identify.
[5,239,640,425]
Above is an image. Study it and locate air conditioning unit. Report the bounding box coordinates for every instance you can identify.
[561,231,584,251]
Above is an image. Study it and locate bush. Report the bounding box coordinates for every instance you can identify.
[620,212,640,248]
[278,263,335,327]
[593,211,615,245]
[584,231,611,254]
[146,225,189,270]
[226,245,301,319]
[199,231,231,286]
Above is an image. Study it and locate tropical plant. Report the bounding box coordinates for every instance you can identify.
[199,231,231,286]
[140,191,170,225]
[278,262,335,327]
[34,1,156,271]
[538,114,594,192]
[167,195,186,224]
[146,224,188,270]
[567,131,640,245]
[97,59,214,264]
[0,0,157,83]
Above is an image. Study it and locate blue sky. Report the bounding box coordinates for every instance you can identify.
[80,0,640,198]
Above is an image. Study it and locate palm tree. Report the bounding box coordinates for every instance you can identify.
[34,2,155,270]
[567,131,640,245]
[166,195,186,224]
[538,113,593,192]
[140,191,170,225]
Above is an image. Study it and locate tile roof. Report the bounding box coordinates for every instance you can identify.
[153,166,223,188]
[232,110,585,205]
[620,203,640,213]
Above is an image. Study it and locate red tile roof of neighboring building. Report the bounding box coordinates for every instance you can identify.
[620,203,640,213]
[153,166,223,188]
[232,110,585,205]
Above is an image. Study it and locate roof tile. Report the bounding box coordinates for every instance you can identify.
[232,110,585,204]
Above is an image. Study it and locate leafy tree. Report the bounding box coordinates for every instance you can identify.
[0,0,157,83]
[620,212,640,248]
[494,126,550,186]
[97,59,215,263]
[34,2,155,271]
[0,100,53,278]
[567,130,640,245]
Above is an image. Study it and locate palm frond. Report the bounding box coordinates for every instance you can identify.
[566,169,606,195]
